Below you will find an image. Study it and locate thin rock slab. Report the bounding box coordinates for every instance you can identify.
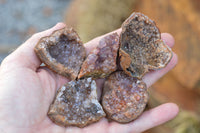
[78,33,119,79]
[119,12,172,79]
[102,71,148,123]
[35,27,86,80]
[48,77,105,128]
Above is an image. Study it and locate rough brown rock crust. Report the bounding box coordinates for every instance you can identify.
[102,71,148,123]
[48,78,105,128]
[34,27,86,80]
[78,33,119,79]
[119,12,172,79]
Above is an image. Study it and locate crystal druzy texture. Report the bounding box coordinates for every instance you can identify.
[35,27,86,80]
[119,12,172,79]
[102,71,149,123]
[48,78,105,128]
[78,33,119,79]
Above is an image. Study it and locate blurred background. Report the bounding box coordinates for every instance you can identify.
[1,0,200,132]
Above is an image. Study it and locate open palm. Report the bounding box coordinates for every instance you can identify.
[0,23,178,133]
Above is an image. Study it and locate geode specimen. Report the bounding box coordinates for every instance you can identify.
[48,78,105,128]
[34,12,175,128]
[78,33,119,79]
[119,12,172,79]
[102,71,148,123]
[35,27,86,80]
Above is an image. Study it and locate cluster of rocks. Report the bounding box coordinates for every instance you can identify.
[35,12,172,127]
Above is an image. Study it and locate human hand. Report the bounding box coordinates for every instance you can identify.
[0,23,178,133]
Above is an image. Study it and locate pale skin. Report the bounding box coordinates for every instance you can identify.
[0,23,179,133]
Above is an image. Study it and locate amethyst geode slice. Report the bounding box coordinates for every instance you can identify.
[48,78,105,128]
[35,27,86,80]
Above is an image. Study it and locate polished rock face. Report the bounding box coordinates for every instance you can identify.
[102,71,148,123]
[120,12,172,79]
[35,27,86,80]
[48,78,105,128]
[78,33,119,79]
